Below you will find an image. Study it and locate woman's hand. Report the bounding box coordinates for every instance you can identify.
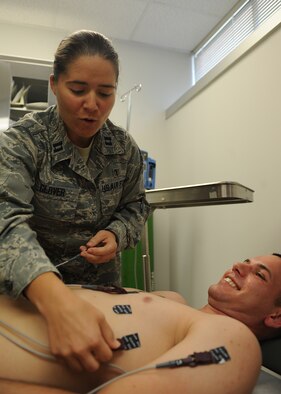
[80,230,118,264]
[46,291,120,372]
[25,273,120,372]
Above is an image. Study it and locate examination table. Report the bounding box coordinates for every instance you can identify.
[252,338,281,393]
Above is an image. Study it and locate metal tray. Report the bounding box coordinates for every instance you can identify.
[145,181,254,209]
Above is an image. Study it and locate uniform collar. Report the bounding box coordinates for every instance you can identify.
[94,120,125,156]
[48,107,125,180]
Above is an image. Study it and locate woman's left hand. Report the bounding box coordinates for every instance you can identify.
[80,230,118,264]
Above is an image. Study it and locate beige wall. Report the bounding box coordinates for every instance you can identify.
[160,24,281,307]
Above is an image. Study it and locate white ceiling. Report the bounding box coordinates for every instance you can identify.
[0,0,239,53]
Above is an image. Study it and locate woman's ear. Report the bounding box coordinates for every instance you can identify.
[49,74,56,96]
[264,309,281,329]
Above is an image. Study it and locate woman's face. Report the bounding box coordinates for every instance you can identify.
[50,55,117,147]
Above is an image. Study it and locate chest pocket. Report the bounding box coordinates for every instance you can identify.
[99,176,125,216]
[32,180,79,222]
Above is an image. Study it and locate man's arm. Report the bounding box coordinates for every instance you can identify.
[99,314,261,394]
[0,379,76,394]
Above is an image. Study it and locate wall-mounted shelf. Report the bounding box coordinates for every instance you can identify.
[0,55,55,123]
[145,181,254,209]
[10,76,49,121]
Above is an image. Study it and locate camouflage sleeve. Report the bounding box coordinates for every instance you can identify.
[105,136,151,251]
[0,126,60,298]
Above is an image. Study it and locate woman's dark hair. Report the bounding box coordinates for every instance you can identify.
[53,30,119,82]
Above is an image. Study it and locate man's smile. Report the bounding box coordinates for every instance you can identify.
[224,276,240,290]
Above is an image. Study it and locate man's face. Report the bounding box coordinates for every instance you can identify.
[208,255,281,327]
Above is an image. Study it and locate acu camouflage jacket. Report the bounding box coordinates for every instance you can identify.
[0,106,150,297]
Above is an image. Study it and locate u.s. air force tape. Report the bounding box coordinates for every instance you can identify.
[113,304,132,314]
[117,333,141,350]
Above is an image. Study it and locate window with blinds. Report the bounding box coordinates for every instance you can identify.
[192,0,281,84]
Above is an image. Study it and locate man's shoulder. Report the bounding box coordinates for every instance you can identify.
[198,311,258,338]
[189,311,261,363]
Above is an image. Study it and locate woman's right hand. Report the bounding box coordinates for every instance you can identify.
[25,273,120,372]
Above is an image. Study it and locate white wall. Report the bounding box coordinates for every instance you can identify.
[162,24,281,307]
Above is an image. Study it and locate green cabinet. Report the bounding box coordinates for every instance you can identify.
[121,215,154,290]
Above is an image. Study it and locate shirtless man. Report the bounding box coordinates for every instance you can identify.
[0,254,280,394]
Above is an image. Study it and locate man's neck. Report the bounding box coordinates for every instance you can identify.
[200,304,264,339]
[199,304,229,316]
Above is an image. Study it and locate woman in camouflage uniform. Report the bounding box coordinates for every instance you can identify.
[0,30,150,373]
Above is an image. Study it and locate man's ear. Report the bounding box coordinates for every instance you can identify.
[264,309,281,329]
[49,74,56,96]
